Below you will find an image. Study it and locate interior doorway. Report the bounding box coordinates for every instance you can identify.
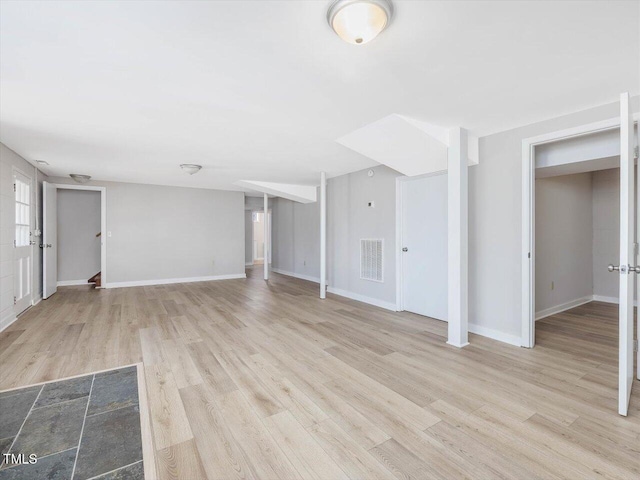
[397,172,448,320]
[43,183,106,298]
[523,97,639,416]
[249,210,271,266]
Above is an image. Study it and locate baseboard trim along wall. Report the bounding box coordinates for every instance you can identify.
[106,273,246,289]
[0,313,17,333]
[57,279,90,287]
[245,262,253,267]
[535,295,594,321]
[468,323,522,347]
[535,294,637,321]
[271,268,322,284]
[326,286,398,312]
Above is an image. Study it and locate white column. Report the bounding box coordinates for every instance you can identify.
[320,172,327,299]
[447,127,469,347]
[264,193,269,281]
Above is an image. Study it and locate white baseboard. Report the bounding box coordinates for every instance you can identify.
[592,294,619,304]
[57,279,90,287]
[326,286,398,312]
[468,322,522,347]
[0,312,17,333]
[106,273,246,289]
[535,295,594,321]
[32,294,42,306]
[245,262,253,267]
[271,268,322,284]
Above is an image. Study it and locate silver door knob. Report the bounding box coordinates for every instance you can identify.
[629,265,640,274]
[608,264,619,272]
[402,247,408,252]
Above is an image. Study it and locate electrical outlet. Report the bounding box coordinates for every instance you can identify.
[551,281,554,291]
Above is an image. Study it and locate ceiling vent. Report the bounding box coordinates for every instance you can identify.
[360,239,384,282]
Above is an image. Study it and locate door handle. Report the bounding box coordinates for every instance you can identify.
[402,247,408,252]
[608,264,640,274]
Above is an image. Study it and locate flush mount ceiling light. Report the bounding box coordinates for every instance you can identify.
[180,164,202,175]
[69,174,91,184]
[327,0,393,45]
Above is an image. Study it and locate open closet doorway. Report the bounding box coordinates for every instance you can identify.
[523,94,639,416]
[42,183,106,298]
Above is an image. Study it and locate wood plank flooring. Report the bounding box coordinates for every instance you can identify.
[2,268,639,479]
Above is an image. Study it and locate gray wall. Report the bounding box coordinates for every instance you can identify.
[271,192,320,279]
[328,166,399,304]
[57,189,101,282]
[535,173,594,313]
[271,166,399,304]
[470,97,638,339]
[50,177,245,284]
[592,168,620,299]
[0,143,48,326]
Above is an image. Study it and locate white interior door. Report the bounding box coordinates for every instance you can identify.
[13,171,32,314]
[618,92,634,416]
[401,174,448,321]
[43,182,57,299]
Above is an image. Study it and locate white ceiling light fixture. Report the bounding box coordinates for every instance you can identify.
[180,164,202,175]
[327,0,393,45]
[69,174,91,184]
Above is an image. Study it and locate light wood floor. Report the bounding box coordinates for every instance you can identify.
[2,268,639,479]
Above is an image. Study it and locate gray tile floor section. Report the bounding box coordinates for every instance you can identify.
[0,366,143,480]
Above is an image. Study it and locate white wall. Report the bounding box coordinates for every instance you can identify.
[535,173,594,314]
[244,210,253,265]
[50,177,245,285]
[592,168,620,299]
[57,189,101,283]
[253,212,265,260]
[0,143,48,329]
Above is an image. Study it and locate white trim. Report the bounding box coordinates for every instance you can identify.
[245,262,253,267]
[535,295,593,321]
[591,294,639,306]
[521,113,640,348]
[320,171,327,299]
[57,279,91,287]
[468,323,521,347]
[0,313,17,333]
[326,286,398,312]
[395,177,403,311]
[271,268,322,284]
[105,273,246,289]
[32,294,42,306]
[53,184,107,288]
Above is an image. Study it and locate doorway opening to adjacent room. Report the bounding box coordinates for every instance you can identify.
[522,95,639,415]
[42,183,106,299]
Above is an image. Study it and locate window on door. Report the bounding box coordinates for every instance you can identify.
[15,176,30,247]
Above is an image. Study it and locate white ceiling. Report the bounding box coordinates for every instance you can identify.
[1,1,638,192]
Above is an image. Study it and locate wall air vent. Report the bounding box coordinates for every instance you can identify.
[360,239,384,282]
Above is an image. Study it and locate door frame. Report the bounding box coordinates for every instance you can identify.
[521,113,639,348]
[52,184,107,288]
[395,171,448,312]
[12,166,34,313]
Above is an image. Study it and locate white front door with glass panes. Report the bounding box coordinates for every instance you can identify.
[13,171,32,315]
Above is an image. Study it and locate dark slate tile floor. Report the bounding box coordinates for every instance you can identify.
[0,366,143,480]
